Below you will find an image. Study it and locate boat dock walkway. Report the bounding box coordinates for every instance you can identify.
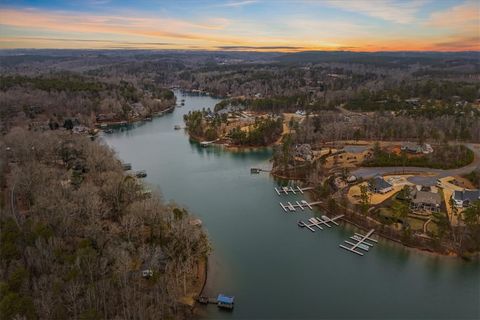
[298,215,344,231]
[197,296,218,304]
[197,294,235,310]
[275,186,314,195]
[279,200,322,212]
[200,140,216,147]
[250,167,271,174]
[339,229,378,256]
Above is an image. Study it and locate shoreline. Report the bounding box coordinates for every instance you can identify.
[304,188,479,260]
[197,256,208,298]
[269,140,479,260]
[269,166,477,260]
[187,133,280,151]
[95,105,176,129]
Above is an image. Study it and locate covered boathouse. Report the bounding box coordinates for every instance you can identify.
[217,294,235,309]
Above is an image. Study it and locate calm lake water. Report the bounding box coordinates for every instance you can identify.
[103,91,479,320]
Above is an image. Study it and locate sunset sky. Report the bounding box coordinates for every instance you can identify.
[0,0,478,51]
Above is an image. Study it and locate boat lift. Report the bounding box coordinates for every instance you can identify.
[280,200,319,212]
[274,186,314,195]
[298,215,344,232]
[339,229,378,256]
[200,140,215,147]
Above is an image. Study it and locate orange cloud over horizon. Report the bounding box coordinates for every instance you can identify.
[0,3,478,52]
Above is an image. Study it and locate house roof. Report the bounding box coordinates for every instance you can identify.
[370,176,392,190]
[402,142,422,152]
[412,190,442,205]
[453,190,480,203]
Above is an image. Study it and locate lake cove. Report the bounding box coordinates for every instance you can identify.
[103,90,480,319]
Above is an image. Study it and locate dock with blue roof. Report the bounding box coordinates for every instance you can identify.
[197,293,235,310]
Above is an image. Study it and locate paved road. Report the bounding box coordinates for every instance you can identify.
[352,143,480,185]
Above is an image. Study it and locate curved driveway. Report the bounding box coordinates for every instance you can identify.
[352,143,480,185]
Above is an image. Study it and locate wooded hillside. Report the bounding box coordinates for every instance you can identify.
[0,129,208,319]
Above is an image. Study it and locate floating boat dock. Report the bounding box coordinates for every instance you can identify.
[339,229,378,256]
[275,186,314,195]
[197,294,234,310]
[298,215,344,232]
[279,200,321,212]
[134,170,147,178]
[250,167,270,174]
[154,106,175,117]
[200,140,216,147]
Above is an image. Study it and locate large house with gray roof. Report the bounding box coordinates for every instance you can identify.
[368,176,393,194]
[410,189,442,213]
[452,189,480,208]
[401,142,433,154]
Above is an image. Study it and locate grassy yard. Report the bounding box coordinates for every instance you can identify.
[406,217,425,231]
[426,221,439,235]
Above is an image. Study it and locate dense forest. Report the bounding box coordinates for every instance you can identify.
[183,109,228,141]
[228,117,283,146]
[0,129,208,319]
[215,95,335,114]
[346,80,480,112]
[292,111,480,144]
[0,50,479,306]
[363,143,474,169]
[0,73,175,133]
[183,108,283,147]
[3,50,478,108]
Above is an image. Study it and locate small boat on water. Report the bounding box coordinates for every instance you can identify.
[174,125,182,130]
[357,243,370,251]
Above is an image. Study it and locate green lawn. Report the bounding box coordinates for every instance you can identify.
[426,222,439,235]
